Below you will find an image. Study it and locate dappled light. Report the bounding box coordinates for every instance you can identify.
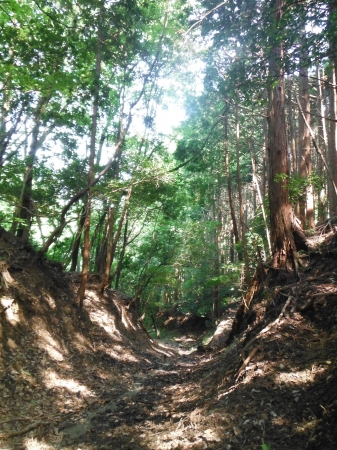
[43,369,90,396]
[1,220,337,449]
[1,296,21,325]
[34,324,66,361]
[1,0,337,448]
[275,366,326,385]
[23,437,54,450]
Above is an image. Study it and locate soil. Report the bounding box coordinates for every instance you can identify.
[1,222,337,450]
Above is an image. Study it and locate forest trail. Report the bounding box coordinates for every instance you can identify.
[1,225,337,449]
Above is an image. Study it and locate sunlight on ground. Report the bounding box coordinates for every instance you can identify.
[34,323,66,361]
[41,292,56,309]
[89,310,121,339]
[73,332,93,352]
[1,297,20,325]
[121,309,135,330]
[43,369,90,395]
[104,346,141,363]
[23,437,54,450]
[275,366,326,385]
[138,407,223,449]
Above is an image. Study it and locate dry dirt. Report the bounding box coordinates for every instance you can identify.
[1,223,337,450]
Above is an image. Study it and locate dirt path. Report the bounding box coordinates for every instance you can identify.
[1,225,337,449]
[59,343,206,449]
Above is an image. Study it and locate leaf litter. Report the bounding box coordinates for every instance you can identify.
[1,223,337,449]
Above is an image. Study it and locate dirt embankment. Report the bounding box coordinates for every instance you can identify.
[1,223,337,449]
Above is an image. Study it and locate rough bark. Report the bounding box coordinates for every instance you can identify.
[287,78,297,174]
[267,0,297,269]
[327,1,337,215]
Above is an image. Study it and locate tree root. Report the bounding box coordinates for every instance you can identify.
[236,346,260,380]
[0,421,41,439]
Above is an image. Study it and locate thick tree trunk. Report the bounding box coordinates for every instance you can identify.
[267,0,297,269]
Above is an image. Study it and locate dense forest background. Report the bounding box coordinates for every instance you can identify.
[1,0,336,331]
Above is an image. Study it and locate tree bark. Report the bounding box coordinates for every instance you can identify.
[298,54,314,228]
[77,7,103,307]
[235,104,250,283]
[223,113,242,261]
[316,65,327,221]
[287,77,297,174]
[267,0,297,269]
[114,216,129,290]
[100,187,132,293]
[15,95,50,242]
[328,67,337,215]
[327,1,337,215]
[250,140,271,255]
[70,204,86,272]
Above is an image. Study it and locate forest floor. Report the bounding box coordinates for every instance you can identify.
[1,223,337,450]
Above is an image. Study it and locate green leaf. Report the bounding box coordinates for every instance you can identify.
[261,444,271,450]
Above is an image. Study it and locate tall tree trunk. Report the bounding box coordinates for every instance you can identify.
[0,75,11,170]
[327,1,337,216]
[267,0,297,269]
[250,140,271,255]
[287,77,297,174]
[77,8,103,307]
[114,216,129,290]
[235,104,250,283]
[99,203,116,293]
[93,204,111,273]
[212,194,222,319]
[100,187,132,293]
[223,113,242,261]
[70,204,86,272]
[328,67,337,215]
[14,95,50,241]
[298,53,314,228]
[261,117,268,201]
[316,65,327,221]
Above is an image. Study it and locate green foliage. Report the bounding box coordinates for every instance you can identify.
[274,173,288,184]
[289,173,324,204]
[261,444,271,450]
[0,0,332,335]
[274,172,325,206]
